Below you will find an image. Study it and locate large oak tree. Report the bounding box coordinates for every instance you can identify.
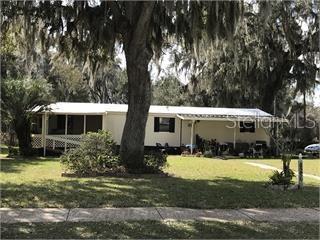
[172,1,319,114]
[1,1,242,170]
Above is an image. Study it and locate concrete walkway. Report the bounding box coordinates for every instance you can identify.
[245,162,320,181]
[1,207,319,223]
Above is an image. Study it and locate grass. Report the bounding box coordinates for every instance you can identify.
[250,159,320,176]
[1,154,319,208]
[1,221,319,239]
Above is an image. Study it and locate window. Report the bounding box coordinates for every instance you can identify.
[67,115,84,135]
[86,115,102,133]
[31,115,42,134]
[240,121,255,133]
[48,115,66,135]
[154,117,175,132]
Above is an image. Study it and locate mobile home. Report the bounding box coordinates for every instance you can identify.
[31,102,279,154]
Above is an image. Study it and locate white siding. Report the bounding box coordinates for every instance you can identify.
[181,120,192,145]
[104,114,270,147]
[194,120,235,143]
[191,120,270,145]
[102,113,108,131]
[105,113,126,144]
[144,115,181,146]
[105,113,182,147]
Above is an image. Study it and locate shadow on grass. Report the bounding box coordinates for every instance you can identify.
[1,220,319,239]
[0,157,59,173]
[1,175,319,208]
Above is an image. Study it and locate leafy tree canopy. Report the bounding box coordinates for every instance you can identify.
[0,0,243,169]
[170,0,319,114]
[152,75,187,106]
[1,78,53,155]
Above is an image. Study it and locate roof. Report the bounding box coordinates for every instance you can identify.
[36,102,278,121]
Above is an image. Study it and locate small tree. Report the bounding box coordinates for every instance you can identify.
[152,75,187,106]
[268,128,295,187]
[1,78,52,156]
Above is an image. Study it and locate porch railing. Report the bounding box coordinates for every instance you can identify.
[32,134,82,150]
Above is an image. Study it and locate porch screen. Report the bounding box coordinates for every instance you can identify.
[86,115,102,133]
[67,115,84,135]
[31,115,42,134]
[48,115,65,135]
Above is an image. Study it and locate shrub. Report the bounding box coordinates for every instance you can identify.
[269,154,295,187]
[269,169,295,186]
[143,150,168,173]
[60,130,119,175]
[203,150,213,158]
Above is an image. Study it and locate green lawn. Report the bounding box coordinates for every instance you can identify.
[249,159,320,177]
[1,155,319,208]
[1,221,319,239]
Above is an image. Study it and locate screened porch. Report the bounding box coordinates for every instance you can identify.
[31,114,103,155]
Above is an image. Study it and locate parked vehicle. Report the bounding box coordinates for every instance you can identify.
[304,144,320,153]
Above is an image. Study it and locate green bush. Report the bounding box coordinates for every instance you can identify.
[61,131,168,175]
[269,169,295,186]
[143,151,168,173]
[269,154,295,186]
[203,150,213,158]
[60,130,119,175]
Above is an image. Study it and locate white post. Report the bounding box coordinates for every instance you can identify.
[275,122,279,156]
[102,112,108,130]
[190,120,195,154]
[298,153,303,189]
[43,113,47,156]
[83,115,86,134]
[64,114,68,152]
[41,114,45,148]
[318,121,320,159]
[233,124,236,150]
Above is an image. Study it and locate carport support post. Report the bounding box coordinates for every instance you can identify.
[43,112,47,157]
[318,121,320,159]
[233,124,236,150]
[275,121,279,156]
[64,114,68,152]
[190,120,195,154]
[298,153,303,189]
[83,115,86,134]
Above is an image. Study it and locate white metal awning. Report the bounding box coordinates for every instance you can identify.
[176,114,288,123]
[33,102,282,121]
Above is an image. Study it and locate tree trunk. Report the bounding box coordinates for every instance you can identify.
[14,117,33,156]
[119,2,155,171]
[303,90,306,126]
[120,50,152,170]
[261,71,284,114]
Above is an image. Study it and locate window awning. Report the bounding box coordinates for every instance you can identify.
[176,114,287,123]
